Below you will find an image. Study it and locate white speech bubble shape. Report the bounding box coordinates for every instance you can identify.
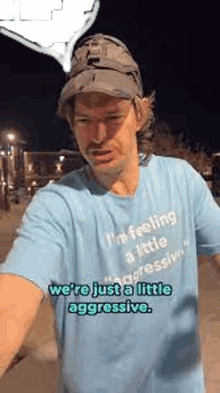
[0,0,100,72]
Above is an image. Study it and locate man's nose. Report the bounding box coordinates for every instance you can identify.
[92,121,107,143]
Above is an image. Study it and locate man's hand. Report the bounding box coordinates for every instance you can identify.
[4,346,30,375]
[208,254,220,273]
[0,0,100,72]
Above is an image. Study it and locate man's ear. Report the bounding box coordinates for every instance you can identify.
[136,97,148,131]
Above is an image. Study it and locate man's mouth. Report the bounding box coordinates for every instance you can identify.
[90,150,115,162]
[91,150,112,156]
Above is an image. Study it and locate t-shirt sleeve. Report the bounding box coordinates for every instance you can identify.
[183,160,220,257]
[0,188,70,296]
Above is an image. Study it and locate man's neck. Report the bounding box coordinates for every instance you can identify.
[89,157,139,197]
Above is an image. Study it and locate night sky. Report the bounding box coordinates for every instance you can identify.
[0,0,219,154]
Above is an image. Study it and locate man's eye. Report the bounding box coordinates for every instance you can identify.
[76,116,122,124]
[105,116,122,121]
[77,119,91,123]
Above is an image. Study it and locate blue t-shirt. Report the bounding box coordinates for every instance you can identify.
[1,154,220,392]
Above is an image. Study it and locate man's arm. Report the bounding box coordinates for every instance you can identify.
[0,274,44,377]
[208,254,220,272]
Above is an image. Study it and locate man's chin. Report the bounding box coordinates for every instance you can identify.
[89,159,127,177]
[90,161,116,172]
[87,152,116,167]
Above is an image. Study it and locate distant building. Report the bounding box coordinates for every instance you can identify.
[24,150,87,189]
[0,149,86,206]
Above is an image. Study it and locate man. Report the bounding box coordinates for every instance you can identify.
[1,33,220,392]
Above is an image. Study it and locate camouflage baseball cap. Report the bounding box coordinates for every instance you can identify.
[59,33,144,111]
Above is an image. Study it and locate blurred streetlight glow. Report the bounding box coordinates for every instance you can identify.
[7,134,15,141]
[56,163,62,171]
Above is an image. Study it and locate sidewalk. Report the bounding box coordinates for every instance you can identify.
[0,196,220,392]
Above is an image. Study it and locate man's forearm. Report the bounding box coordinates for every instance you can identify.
[0,351,28,377]
[0,315,27,377]
[208,254,220,272]
[0,275,44,378]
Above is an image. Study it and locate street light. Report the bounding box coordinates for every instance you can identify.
[13,137,26,204]
[7,134,15,142]
[0,130,14,211]
[6,132,16,205]
[0,130,26,209]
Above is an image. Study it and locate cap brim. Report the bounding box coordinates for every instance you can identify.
[59,69,142,106]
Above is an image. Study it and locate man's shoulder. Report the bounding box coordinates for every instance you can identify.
[34,165,89,210]
[143,154,188,170]
[57,165,87,188]
[155,154,186,164]
[142,155,194,185]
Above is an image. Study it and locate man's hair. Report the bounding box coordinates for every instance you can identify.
[56,90,157,163]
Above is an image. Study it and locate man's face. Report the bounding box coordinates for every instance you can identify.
[69,92,139,173]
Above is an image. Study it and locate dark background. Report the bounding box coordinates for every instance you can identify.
[0,0,219,154]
